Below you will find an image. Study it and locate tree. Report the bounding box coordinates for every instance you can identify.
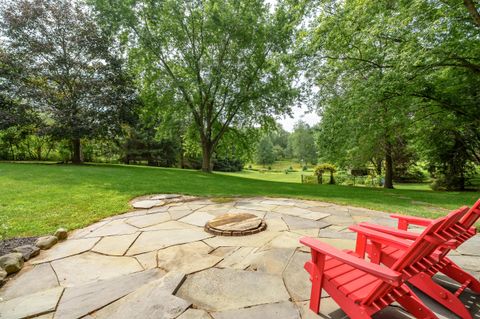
[269,124,290,160]
[255,136,275,166]
[306,0,480,189]
[92,0,305,172]
[1,0,137,163]
[288,121,317,165]
[306,1,423,188]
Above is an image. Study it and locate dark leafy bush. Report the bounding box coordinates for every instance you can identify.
[213,156,244,172]
[394,166,427,183]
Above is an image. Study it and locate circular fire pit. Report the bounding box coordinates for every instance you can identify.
[204,213,267,236]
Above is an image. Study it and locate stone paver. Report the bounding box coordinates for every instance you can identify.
[91,233,139,256]
[135,250,158,269]
[127,228,213,255]
[2,195,478,319]
[85,219,138,238]
[157,242,221,274]
[126,213,170,228]
[179,211,216,227]
[0,287,63,319]
[282,215,331,230]
[51,252,143,286]
[283,251,311,302]
[132,199,164,209]
[211,301,300,319]
[203,230,280,248]
[91,271,188,319]
[54,269,164,319]
[0,263,58,301]
[456,235,480,256]
[177,309,212,319]
[32,238,99,264]
[177,267,291,311]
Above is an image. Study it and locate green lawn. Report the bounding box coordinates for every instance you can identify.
[0,162,479,238]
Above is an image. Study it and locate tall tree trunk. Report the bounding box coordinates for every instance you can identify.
[201,141,213,172]
[180,138,185,169]
[384,141,394,189]
[374,158,382,175]
[464,0,480,28]
[72,138,82,164]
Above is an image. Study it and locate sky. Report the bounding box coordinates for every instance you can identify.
[278,106,321,132]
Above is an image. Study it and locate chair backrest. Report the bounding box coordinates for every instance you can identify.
[362,207,469,307]
[460,198,480,229]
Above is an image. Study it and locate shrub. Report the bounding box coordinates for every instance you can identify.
[394,166,428,183]
[213,156,244,172]
[302,165,308,171]
[430,178,446,191]
[430,174,465,191]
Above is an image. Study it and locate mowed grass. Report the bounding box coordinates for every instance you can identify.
[0,162,479,238]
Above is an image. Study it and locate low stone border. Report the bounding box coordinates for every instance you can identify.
[0,228,68,286]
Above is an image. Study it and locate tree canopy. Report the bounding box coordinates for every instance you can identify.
[1,0,137,163]
[308,0,480,189]
[91,0,306,171]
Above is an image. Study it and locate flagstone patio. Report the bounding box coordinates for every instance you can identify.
[0,195,479,319]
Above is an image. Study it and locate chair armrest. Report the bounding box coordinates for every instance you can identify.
[358,222,419,240]
[390,214,433,230]
[349,225,412,250]
[300,237,402,285]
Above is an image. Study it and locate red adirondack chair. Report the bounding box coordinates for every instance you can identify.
[351,203,478,319]
[300,207,467,319]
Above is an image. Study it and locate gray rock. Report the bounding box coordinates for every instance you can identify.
[12,245,40,261]
[35,236,58,250]
[0,269,7,285]
[0,253,24,274]
[54,228,68,240]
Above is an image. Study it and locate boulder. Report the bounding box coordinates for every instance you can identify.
[54,228,68,240]
[35,236,58,250]
[0,268,7,286]
[12,245,40,261]
[0,253,24,274]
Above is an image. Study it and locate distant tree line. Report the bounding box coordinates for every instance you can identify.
[255,121,317,167]
[0,0,308,172]
[1,0,478,190]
